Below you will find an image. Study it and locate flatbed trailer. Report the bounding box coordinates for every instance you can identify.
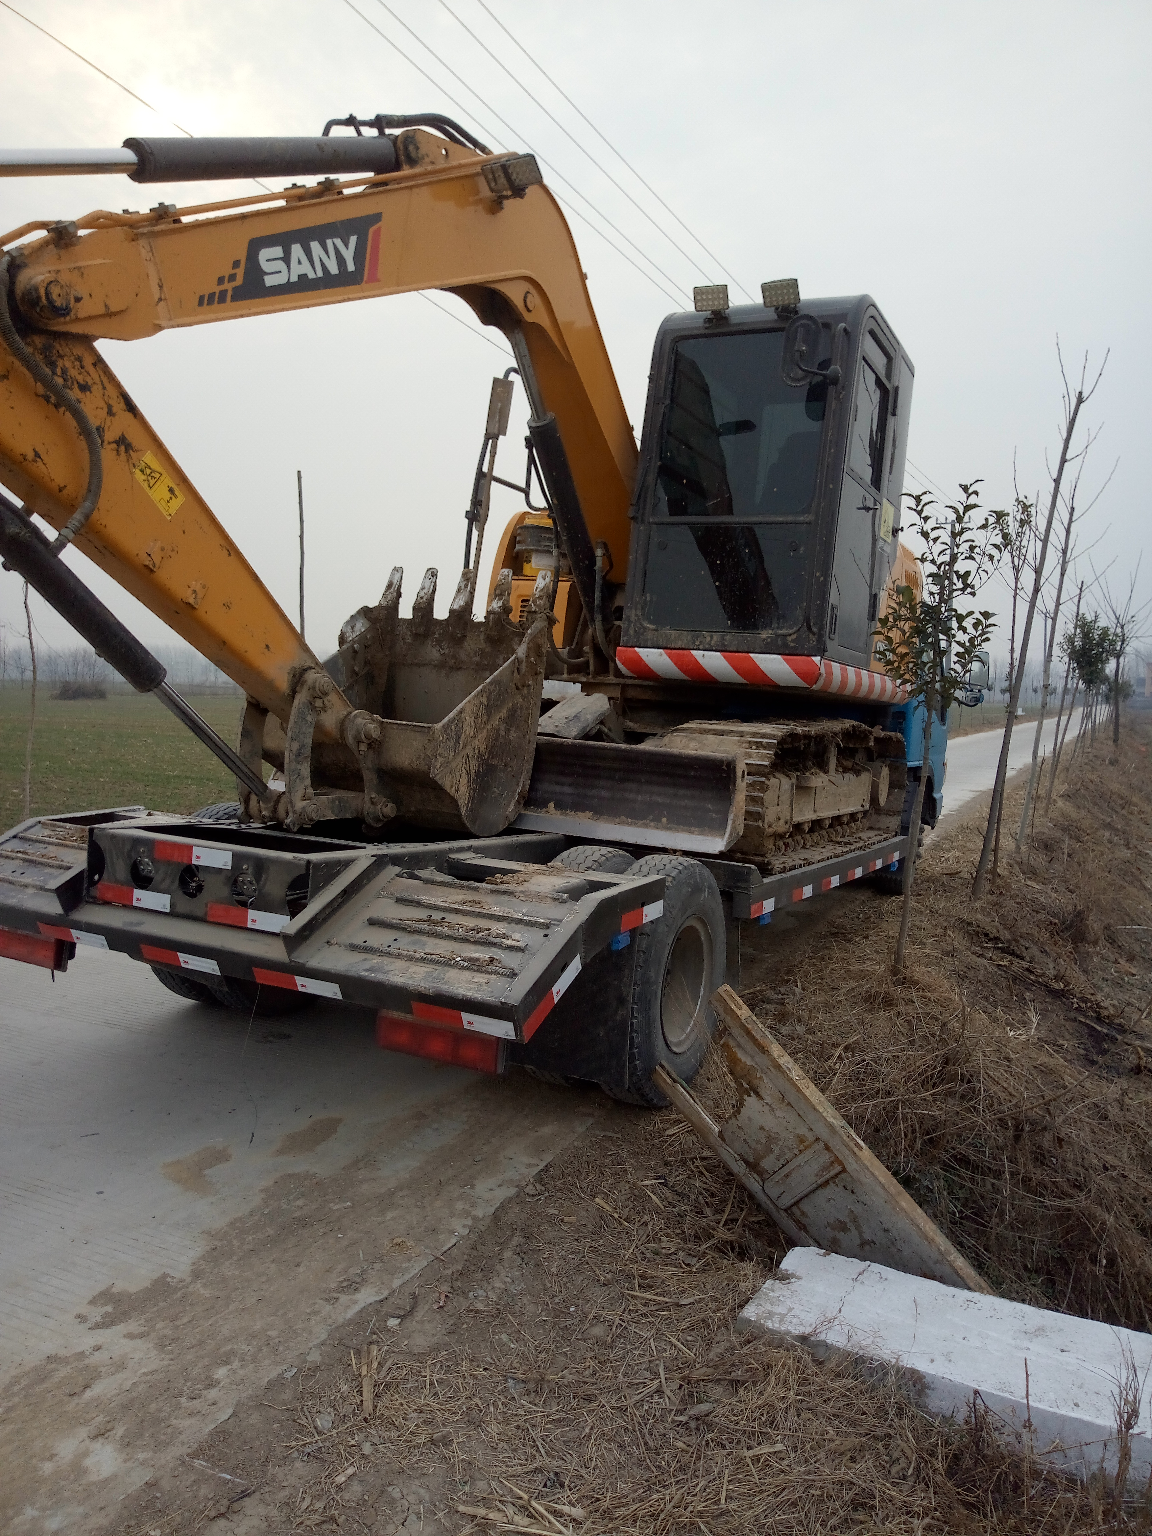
[0,808,905,1102]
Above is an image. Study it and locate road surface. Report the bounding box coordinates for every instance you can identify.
[939,710,1077,821]
[0,952,595,1532]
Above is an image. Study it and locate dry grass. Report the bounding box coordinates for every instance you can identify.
[739,717,1152,1328]
[258,1110,1152,1534]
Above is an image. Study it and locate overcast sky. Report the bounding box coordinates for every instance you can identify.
[0,0,1148,673]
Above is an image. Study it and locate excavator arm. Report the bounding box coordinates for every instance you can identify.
[0,129,637,730]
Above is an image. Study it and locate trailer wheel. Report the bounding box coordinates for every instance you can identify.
[549,844,634,875]
[192,801,241,824]
[874,808,927,895]
[205,975,313,1015]
[614,855,724,1107]
[150,964,221,1005]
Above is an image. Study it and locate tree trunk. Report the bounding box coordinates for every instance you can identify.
[22,581,37,820]
[895,697,933,974]
[1112,645,1122,746]
[1045,582,1083,812]
[973,388,1085,897]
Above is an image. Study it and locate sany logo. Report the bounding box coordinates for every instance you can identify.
[259,234,360,287]
[231,212,382,303]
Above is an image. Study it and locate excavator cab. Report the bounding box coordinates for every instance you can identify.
[621,292,913,671]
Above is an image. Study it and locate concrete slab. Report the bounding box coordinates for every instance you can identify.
[739,1247,1152,1483]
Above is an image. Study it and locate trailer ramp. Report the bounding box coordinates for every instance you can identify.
[0,813,665,1067]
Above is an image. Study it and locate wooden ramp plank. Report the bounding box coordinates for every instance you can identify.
[657,985,990,1294]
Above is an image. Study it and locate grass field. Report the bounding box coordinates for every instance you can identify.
[0,683,245,828]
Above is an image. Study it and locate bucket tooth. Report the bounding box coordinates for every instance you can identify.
[447,567,477,634]
[411,568,437,634]
[486,567,513,633]
[379,565,403,612]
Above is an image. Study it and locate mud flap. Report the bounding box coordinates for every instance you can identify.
[656,986,990,1292]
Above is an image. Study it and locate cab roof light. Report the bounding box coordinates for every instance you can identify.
[693,284,728,315]
[762,278,800,316]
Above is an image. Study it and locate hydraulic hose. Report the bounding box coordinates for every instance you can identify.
[0,253,102,554]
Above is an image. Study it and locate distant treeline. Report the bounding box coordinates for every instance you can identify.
[0,635,238,691]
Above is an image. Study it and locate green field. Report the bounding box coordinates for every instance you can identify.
[1,683,246,829]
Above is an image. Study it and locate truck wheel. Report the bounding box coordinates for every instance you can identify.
[192,801,241,824]
[150,964,221,1005]
[874,822,925,895]
[614,855,724,1107]
[205,975,313,1015]
[550,844,634,874]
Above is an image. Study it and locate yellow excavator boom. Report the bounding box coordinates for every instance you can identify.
[0,130,637,725]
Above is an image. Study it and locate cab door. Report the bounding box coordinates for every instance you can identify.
[827,321,897,659]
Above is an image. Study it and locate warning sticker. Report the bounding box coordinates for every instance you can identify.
[879,499,895,542]
[133,451,185,520]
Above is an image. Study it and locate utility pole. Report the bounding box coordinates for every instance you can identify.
[297,469,306,640]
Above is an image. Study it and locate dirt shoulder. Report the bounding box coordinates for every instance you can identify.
[14,723,1152,1536]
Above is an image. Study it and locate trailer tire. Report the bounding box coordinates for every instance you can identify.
[205,974,314,1015]
[192,801,242,824]
[611,855,724,1107]
[549,844,634,875]
[874,822,925,895]
[150,964,221,1005]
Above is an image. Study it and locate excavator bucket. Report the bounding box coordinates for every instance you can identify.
[303,564,550,836]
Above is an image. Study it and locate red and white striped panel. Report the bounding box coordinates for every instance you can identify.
[815,661,906,703]
[412,999,517,1041]
[615,647,906,702]
[252,966,341,999]
[141,944,220,974]
[95,883,170,913]
[620,899,664,933]
[207,903,290,934]
[409,952,584,1043]
[154,839,232,869]
[38,922,109,949]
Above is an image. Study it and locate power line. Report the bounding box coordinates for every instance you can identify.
[0,0,193,134]
[419,290,511,354]
[349,0,687,305]
[371,0,688,301]
[438,0,734,297]
[905,455,950,499]
[473,0,754,301]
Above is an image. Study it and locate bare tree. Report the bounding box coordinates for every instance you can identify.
[1045,578,1083,812]
[1016,454,1115,845]
[1097,561,1150,747]
[973,345,1107,898]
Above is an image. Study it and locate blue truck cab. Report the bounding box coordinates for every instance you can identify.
[890,694,948,828]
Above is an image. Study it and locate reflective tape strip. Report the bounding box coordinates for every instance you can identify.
[749,897,775,920]
[615,647,906,701]
[251,966,340,998]
[38,922,108,949]
[154,840,232,869]
[821,874,840,892]
[140,944,220,974]
[620,898,664,933]
[791,884,814,903]
[410,998,515,1040]
[95,883,170,912]
[207,903,290,934]
[842,866,866,882]
[523,953,582,1042]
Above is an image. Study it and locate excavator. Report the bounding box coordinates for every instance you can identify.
[0,115,954,1103]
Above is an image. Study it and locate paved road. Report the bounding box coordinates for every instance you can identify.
[0,949,593,1531]
[939,711,1077,821]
